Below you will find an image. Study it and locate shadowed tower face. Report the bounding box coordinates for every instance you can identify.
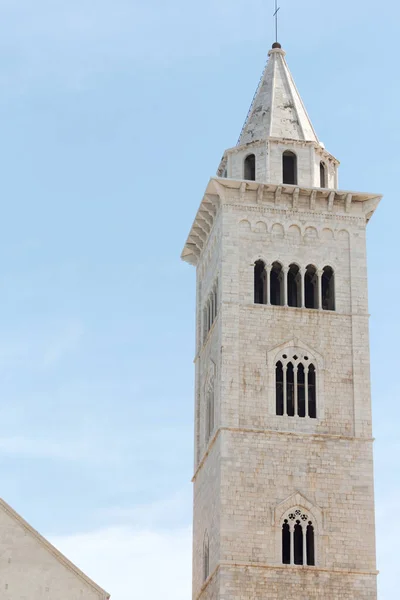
[182,42,381,600]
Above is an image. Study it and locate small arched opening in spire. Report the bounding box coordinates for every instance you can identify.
[283,151,297,185]
[244,154,256,181]
[320,161,326,188]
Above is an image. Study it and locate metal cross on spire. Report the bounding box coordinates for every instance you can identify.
[273,0,281,44]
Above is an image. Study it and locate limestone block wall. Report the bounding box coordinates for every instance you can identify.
[219,431,376,571]
[219,197,373,439]
[192,437,222,599]
[218,565,377,600]
[0,503,107,600]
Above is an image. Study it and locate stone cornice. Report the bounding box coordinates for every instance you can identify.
[226,202,366,225]
[181,177,382,266]
[221,138,339,165]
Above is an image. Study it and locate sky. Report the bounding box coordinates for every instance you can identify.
[0,0,397,598]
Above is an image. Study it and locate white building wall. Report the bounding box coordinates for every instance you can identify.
[0,504,108,600]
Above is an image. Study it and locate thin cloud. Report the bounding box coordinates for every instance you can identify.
[50,525,192,600]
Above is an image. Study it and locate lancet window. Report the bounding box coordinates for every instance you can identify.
[205,378,215,442]
[203,280,219,342]
[276,354,317,418]
[282,510,315,566]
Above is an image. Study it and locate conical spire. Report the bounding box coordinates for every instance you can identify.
[238,45,319,146]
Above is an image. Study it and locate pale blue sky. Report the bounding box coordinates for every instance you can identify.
[0,0,397,598]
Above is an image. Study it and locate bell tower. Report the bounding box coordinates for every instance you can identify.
[182,42,381,600]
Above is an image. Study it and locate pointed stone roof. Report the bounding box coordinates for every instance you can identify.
[238,44,319,146]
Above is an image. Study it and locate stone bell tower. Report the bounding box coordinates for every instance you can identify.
[181,42,381,600]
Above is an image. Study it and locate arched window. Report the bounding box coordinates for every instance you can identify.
[320,161,326,188]
[203,532,210,581]
[254,260,267,304]
[244,154,256,181]
[283,151,297,185]
[203,280,219,341]
[276,361,284,416]
[281,509,315,566]
[275,353,317,419]
[322,266,335,311]
[297,363,305,417]
[206,385,215,441]
[294,521,303,565]
[286,362,295,417]
[287,264,301,307]
[306,522,315,566]
[308,364,316,418]
[282,520,290,564]
[270,262,284,306]
[304,265,318,309]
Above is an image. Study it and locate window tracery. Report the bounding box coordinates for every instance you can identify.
[275,353,317,418]
[282,509,315,566]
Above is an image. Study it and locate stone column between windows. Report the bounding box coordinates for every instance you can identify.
[283,266,288,307]
[300,267,305,308]
[305,368,309,418]
[290,526,294,565]
[317,269,323,310]
[265,264,272,305]
[283,365,287,416]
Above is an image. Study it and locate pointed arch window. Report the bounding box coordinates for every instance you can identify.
[244,154,256,181]
[281,510,315,566]
[275,353,317,419]
[283,151,297,185]
[320,161,326,188]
